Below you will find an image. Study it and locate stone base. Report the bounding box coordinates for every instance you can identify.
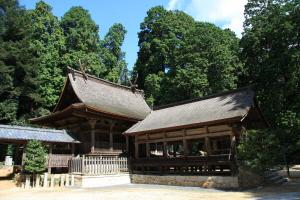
[74,173,131,188]
[130,174,239,189]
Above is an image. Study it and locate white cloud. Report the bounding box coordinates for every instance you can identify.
[166,0,247,37]
[167,0,183,10]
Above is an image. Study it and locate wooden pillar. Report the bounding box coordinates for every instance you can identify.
[71,143,75,156]
[205,137,211,155]
[125,136,129,154]
[89,119,97,154]
[48,144,52,174]
[135,136,139,159]
[146,143,150,158]
[14,144,20,165]
[183,139,189,156]
[183,129,189,156]
[109,122,114,151]
[146,134,150,158]
[163,142,168,158]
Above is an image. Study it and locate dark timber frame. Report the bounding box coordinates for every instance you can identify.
[129,124,241,176]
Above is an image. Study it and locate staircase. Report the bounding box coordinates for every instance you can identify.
[264,170,288,185]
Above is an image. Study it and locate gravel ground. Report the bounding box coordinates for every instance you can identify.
[0,183,300,200]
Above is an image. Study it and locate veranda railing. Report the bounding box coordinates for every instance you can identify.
[69,155,128,175]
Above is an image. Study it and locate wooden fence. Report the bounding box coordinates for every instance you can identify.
[48,154,73,168]
[69,155,128,175]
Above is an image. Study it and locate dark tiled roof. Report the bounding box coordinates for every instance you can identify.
[125,88,255,134]
[0,124,79,143]
[65,68,151,120]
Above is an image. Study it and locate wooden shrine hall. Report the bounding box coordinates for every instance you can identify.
[30,68,151,155]
[30,67,268,177]
[124,88,268,175]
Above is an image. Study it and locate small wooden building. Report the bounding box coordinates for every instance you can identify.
[30,68,151,156]
[124,88,267,175]
[0,124,78,171]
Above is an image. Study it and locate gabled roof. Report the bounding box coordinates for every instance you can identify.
[125,88,265,135]
[35,68,151,122]
[0,124,79,143]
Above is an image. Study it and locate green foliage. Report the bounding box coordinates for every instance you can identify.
[61,6,104,77]
[24,140,46,174]
[101,23,128,83]
[135,6,243,106]
[237,129,281,171]
[240,0,300,169]
[6,144,14,156]
[0,0,41,124]
[29,1,65,109]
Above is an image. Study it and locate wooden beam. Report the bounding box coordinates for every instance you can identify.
[137,130,232,144]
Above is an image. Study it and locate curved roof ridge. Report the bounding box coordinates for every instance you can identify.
[67,67,144,94]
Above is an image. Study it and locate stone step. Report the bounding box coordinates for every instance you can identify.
[264,170,287,186]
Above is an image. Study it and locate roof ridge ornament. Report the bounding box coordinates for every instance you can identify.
[79,59,88,81]
[126,73,139,93]
[67,66,76,81]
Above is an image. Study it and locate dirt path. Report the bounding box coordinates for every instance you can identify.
[0,182,299,200]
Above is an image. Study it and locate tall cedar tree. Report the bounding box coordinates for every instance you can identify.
[101,23,128,83]
[135,6,243,107]
[60,6,105,77]
[239,0,300,172]
[29,1,65,111]
[0,0,41,124]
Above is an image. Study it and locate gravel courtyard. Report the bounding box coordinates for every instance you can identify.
[0,182,300,200]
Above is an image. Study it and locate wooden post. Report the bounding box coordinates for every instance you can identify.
[43,173,48,188]
[183,129,189,156]
[205,137,211,155]
[125,136,129,154]
[89,120,97,153]
[71,143,75,156]
[50,175,55,188]
[48,144,52,174]
[163,142,168,158]
[35,175,40,188]
[14,144,20,165]
[183,139,189,156]
[71,174,75,186]
[60,174,65,187]
[25,175,30,189]
[146,134,150,158]
[82,155,85,174]
[65,174,69,187]
[146,143,150,158]
[135,136,139,159]
[109,122,114,151]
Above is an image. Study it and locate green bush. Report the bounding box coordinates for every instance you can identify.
[24,140,47,174]
[237,129,281,172]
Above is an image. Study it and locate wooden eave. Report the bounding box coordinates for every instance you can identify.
[124,116,243,136]
[30,103,140,126]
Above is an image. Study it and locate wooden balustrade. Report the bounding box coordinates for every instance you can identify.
[131,154,237,176]
[69,155,128,175]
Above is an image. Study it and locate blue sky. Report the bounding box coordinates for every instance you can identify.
[20,0,246,70]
